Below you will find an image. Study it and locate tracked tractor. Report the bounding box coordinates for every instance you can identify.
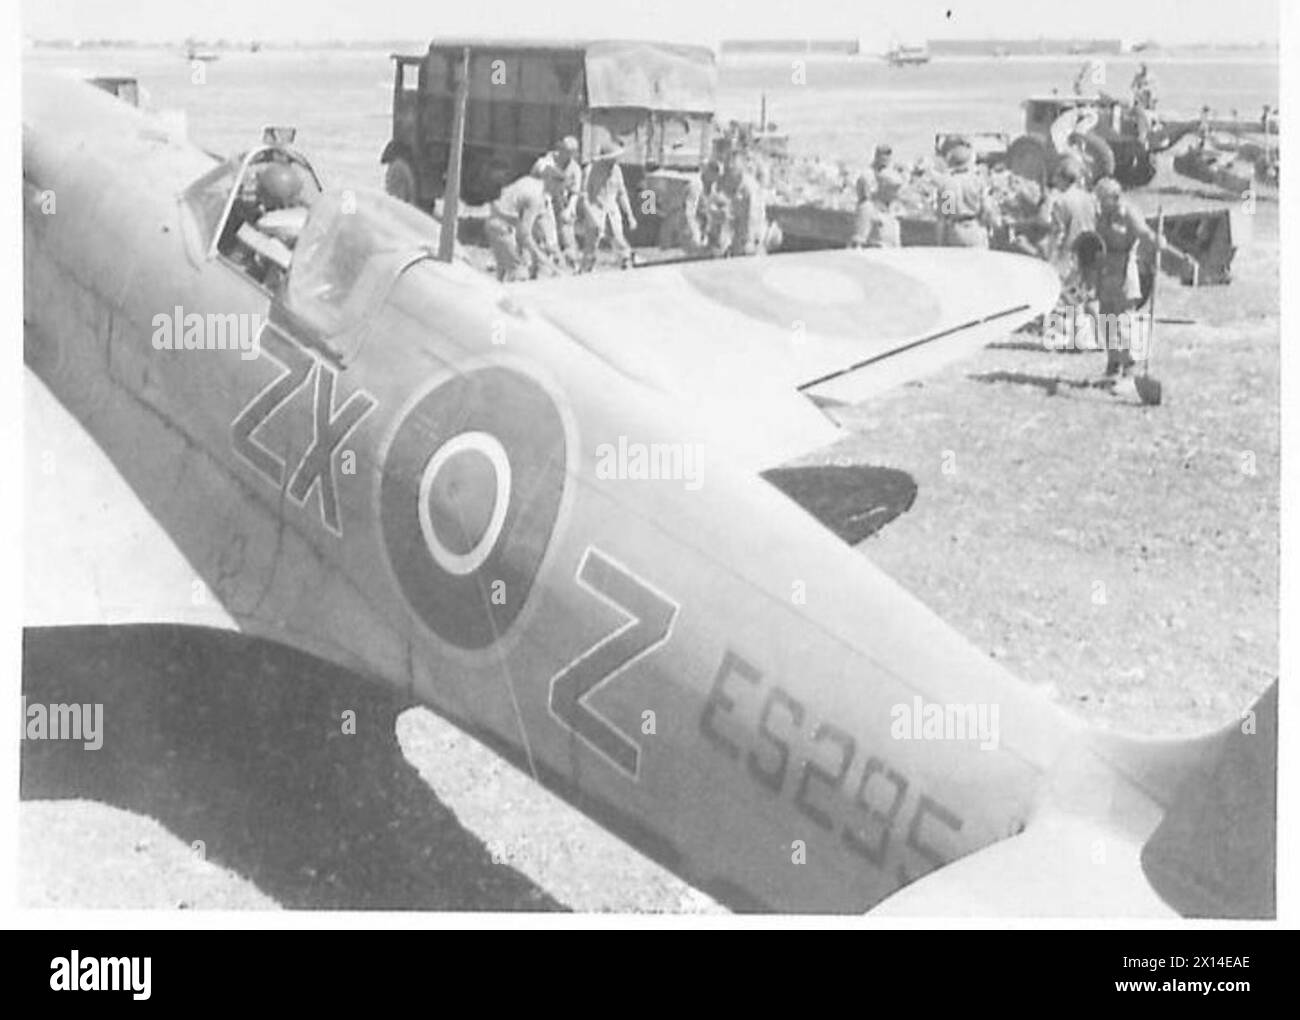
[1005,94,1197,189]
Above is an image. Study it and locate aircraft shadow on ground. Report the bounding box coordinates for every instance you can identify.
[984,339,1094,355]
[762,463,918,544]
[21,625,563,911]
[968,370,1117,397]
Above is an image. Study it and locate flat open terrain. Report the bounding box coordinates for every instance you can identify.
[833,184,1278,737]
[20,48,1279,912]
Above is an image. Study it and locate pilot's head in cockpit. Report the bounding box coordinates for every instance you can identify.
[257,161,303,212]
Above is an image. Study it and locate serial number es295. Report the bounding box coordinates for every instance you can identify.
[698,648,965,887]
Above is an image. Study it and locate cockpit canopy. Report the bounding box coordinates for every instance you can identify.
[183,147,446,361]
[283,188,440,342]
[184,144,324,258]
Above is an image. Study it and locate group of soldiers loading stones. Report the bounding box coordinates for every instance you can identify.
[485,124,1197,380]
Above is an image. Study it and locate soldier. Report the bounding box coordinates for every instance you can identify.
[657,172,705,253]
[222,160,307,286]
[722,152,767,257]
[849,167,902,248]
[859,143,895,196]
[533,136,582,267]
[1046,156,1097,269]
[577,141,637,272]
[484,163,562,282]
[1131,63,1157,109]
[1040,157,1100,348]
[1092,177,1197,376]
[699,158,731,257]
[1074,58,1103,95]
[935,139,999,247]
[528,157,571,270]
[222,159,303,253]
[1197,105,1213,144]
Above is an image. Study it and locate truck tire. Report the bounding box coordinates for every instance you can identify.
[1006,134,1052,187]
[1069,131,1116,183]
[460,155,505,207]
[1127,151,1158,187]
[385,157,418,206]
[1114,152,1157,188]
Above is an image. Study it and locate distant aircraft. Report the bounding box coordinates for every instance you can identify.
[22,71,1275,916]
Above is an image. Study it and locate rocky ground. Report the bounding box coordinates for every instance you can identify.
[847,178,1278,736]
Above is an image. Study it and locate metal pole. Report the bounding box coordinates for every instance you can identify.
[438,46,470,263]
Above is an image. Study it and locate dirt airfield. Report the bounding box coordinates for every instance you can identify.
[20,50,1279,913]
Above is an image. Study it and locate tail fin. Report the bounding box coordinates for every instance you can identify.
[1140,682,1277,918]
[872,683,1276,918]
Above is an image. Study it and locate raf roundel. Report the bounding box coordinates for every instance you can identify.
[380,366,567,649]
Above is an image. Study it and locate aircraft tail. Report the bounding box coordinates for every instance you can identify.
[1138,682,1277,918]
[873,682,1276,918]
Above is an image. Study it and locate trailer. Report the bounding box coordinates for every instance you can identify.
[768,203,1238,284]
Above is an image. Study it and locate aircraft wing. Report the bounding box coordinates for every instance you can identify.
[519,247,1059,465]
[24,370,239,633]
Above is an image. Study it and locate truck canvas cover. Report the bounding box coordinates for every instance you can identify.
[583,41,716,111]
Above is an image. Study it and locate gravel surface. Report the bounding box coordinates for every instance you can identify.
[840,181,1278,736]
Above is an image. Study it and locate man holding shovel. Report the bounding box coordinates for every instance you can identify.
[1091,177,1199,382]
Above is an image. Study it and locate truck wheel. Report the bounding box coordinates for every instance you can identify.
[460,155,504,207]
[1069,132,1116,183]
[1006,135,1051,187]
[461,181,498,207]
[1116,152,1157,188]
[1130,153,1158,186]
[385,157,418,205]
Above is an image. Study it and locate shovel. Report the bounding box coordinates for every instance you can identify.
[1134,207,1164,406]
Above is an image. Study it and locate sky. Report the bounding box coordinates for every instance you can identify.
[20,0,1282,47]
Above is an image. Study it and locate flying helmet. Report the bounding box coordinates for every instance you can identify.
[258,161,302,207]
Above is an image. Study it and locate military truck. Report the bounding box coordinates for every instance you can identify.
[380,38,717,210]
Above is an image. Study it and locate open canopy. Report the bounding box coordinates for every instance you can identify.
[284,189,440,341]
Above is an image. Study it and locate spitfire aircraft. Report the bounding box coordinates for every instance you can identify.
[22,71,1275,916]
